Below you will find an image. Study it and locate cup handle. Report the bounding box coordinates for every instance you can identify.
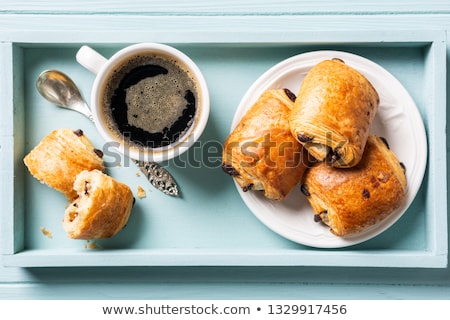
[76,45,108,75]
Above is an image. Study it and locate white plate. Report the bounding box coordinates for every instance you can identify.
[231,50,427,248]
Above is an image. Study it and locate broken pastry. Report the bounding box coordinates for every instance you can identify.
[289,59,380,168]
[222,89,309,201]
[23,128,104,200]
[63,169,134,240]
[301,135,407,236]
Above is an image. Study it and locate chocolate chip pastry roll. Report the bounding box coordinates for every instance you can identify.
[222,89,309,201]
[23,128,105,200]
[63,169,134,239]
[289,59,380,168]
[300,135,407,236]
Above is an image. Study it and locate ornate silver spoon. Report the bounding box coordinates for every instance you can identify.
[36,69,179,197]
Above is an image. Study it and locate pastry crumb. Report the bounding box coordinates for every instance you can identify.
[135,172,141,177]
[137,185,146,198]
[40,227,52,238]
[84,240,99,250]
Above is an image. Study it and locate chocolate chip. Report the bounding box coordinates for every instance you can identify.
[379,136,390,149]
[314,214,322,222]
[84,181,89,195]
[94,148,104,158]
[300,184,310,196]
[73,129,84,137]
[297,133,313,143]
[243,184,254,192]
[283,88,296,102]
[400,162,406,173]
[362,188,370,199]
[222,163,239,176]
[330,149,341,163]
[332,57,345,63]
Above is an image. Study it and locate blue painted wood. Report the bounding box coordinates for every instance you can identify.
[2,37,446,268]
[4,37,447,267]
[1,0,449,14]
[0,0,450,300]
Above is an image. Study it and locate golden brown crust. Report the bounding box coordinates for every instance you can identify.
[23,128,105,200]
[63,169,134,240]
[290,59,379,168]
[301,135,407,236]
[222,89,309,201]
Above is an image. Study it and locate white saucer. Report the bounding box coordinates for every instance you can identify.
[232,50,427,248]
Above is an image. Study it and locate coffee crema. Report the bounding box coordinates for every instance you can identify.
[101,53,198,149]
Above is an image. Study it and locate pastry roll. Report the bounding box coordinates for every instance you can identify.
[290,59,380,168]
[300,135,407,236]
[23,128,105,200]
[222,89,309,201]
[63,169,134,240]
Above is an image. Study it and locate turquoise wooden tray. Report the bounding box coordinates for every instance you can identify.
[0,30,447,267]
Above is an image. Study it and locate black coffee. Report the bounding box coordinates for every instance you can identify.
[102,53,198,149]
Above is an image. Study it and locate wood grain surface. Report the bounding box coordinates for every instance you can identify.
[1,0,450,300]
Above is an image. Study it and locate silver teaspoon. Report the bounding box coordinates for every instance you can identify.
[36,69,179,197]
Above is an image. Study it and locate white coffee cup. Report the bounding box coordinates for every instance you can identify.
[76,43,210,162]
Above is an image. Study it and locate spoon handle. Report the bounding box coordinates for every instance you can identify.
[134,160,179,197]
[71,101,95,122]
